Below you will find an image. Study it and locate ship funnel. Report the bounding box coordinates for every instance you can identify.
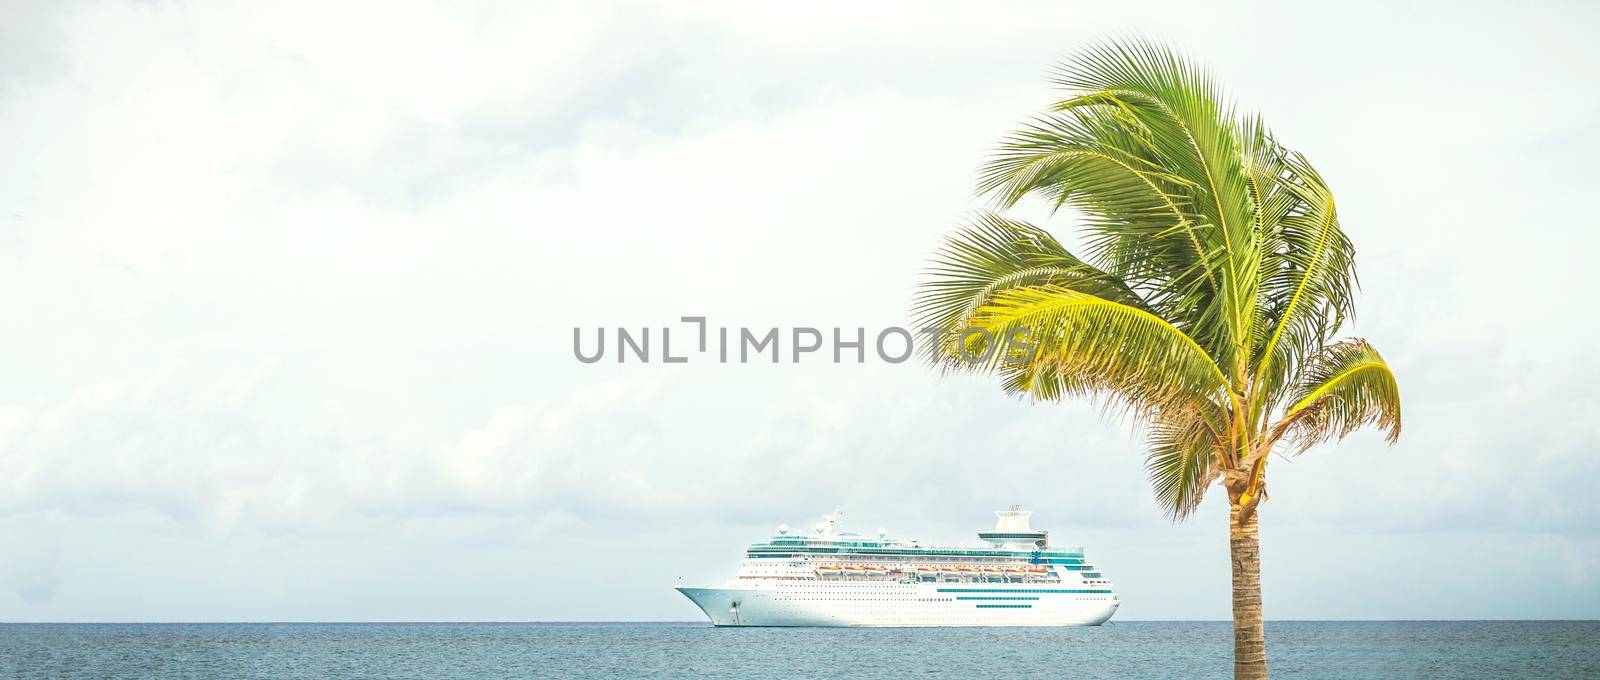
[980,505,1048,548]
[993,505,1034,532]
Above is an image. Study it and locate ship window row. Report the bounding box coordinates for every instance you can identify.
[745,555,1096,570]
[750,546,1085,559]
[774,547,1087,556]
[954,596,1040,601]
[748,544,1088,553]
[748,547,1088,560]
[776,597,957,602]
[762,539,1085,552]
[768,598,965,602]
[974,604,1033,609]
[937,588,1114,594]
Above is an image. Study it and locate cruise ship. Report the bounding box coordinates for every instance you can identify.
[676,507,1119,627]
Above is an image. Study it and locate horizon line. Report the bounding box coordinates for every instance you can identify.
[3,619,1597,625]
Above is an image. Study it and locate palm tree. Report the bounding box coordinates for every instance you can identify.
[914,39,1400,679]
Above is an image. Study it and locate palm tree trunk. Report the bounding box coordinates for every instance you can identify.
[1230,502,1268,679]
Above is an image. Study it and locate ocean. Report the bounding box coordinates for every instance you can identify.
[2,621,1596,679]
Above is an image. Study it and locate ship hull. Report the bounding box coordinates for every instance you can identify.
[676,584,1119,627]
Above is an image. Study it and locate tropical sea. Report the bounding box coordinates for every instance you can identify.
[2,621,1596,679]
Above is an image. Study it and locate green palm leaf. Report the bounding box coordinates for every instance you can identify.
[1279,339,1402,452]
[1250,151,1358,407]
[913,212,1149,364]
[1145,403,1226,521]
[956,285,1229,414]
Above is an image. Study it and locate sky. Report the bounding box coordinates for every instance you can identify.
[0,0,1597,622]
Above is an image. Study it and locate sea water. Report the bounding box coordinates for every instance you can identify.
[2,621,1596,679]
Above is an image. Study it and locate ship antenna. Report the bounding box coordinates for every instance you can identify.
[814,507,845,537]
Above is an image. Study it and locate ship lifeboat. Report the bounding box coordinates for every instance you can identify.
[863,566,887,576]
[938,566,959,575]
[1026,567,1049,574]
[956,566,979,574]
[816,565,843,575]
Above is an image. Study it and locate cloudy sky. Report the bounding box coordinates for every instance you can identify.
[1,0,1597,622]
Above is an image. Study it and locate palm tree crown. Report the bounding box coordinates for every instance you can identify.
[915,39,1400,521]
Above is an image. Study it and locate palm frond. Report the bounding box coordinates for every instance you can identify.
[980,38,1264,379]
[1145,403,1225,520]
[954,285,1230,416]
[1250,152,1357,411]
[980,106,1226,344]
[912,212,1148,364]
[1278,338,1401,453]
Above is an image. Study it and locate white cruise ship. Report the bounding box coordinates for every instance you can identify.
[676,507,1119,627]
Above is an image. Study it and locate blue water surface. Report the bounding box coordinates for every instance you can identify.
[2,621,1596,679]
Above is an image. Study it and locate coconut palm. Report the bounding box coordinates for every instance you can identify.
[914,40,1400,680]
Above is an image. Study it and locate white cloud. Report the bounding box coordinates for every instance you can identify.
[0,0,1596,619]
